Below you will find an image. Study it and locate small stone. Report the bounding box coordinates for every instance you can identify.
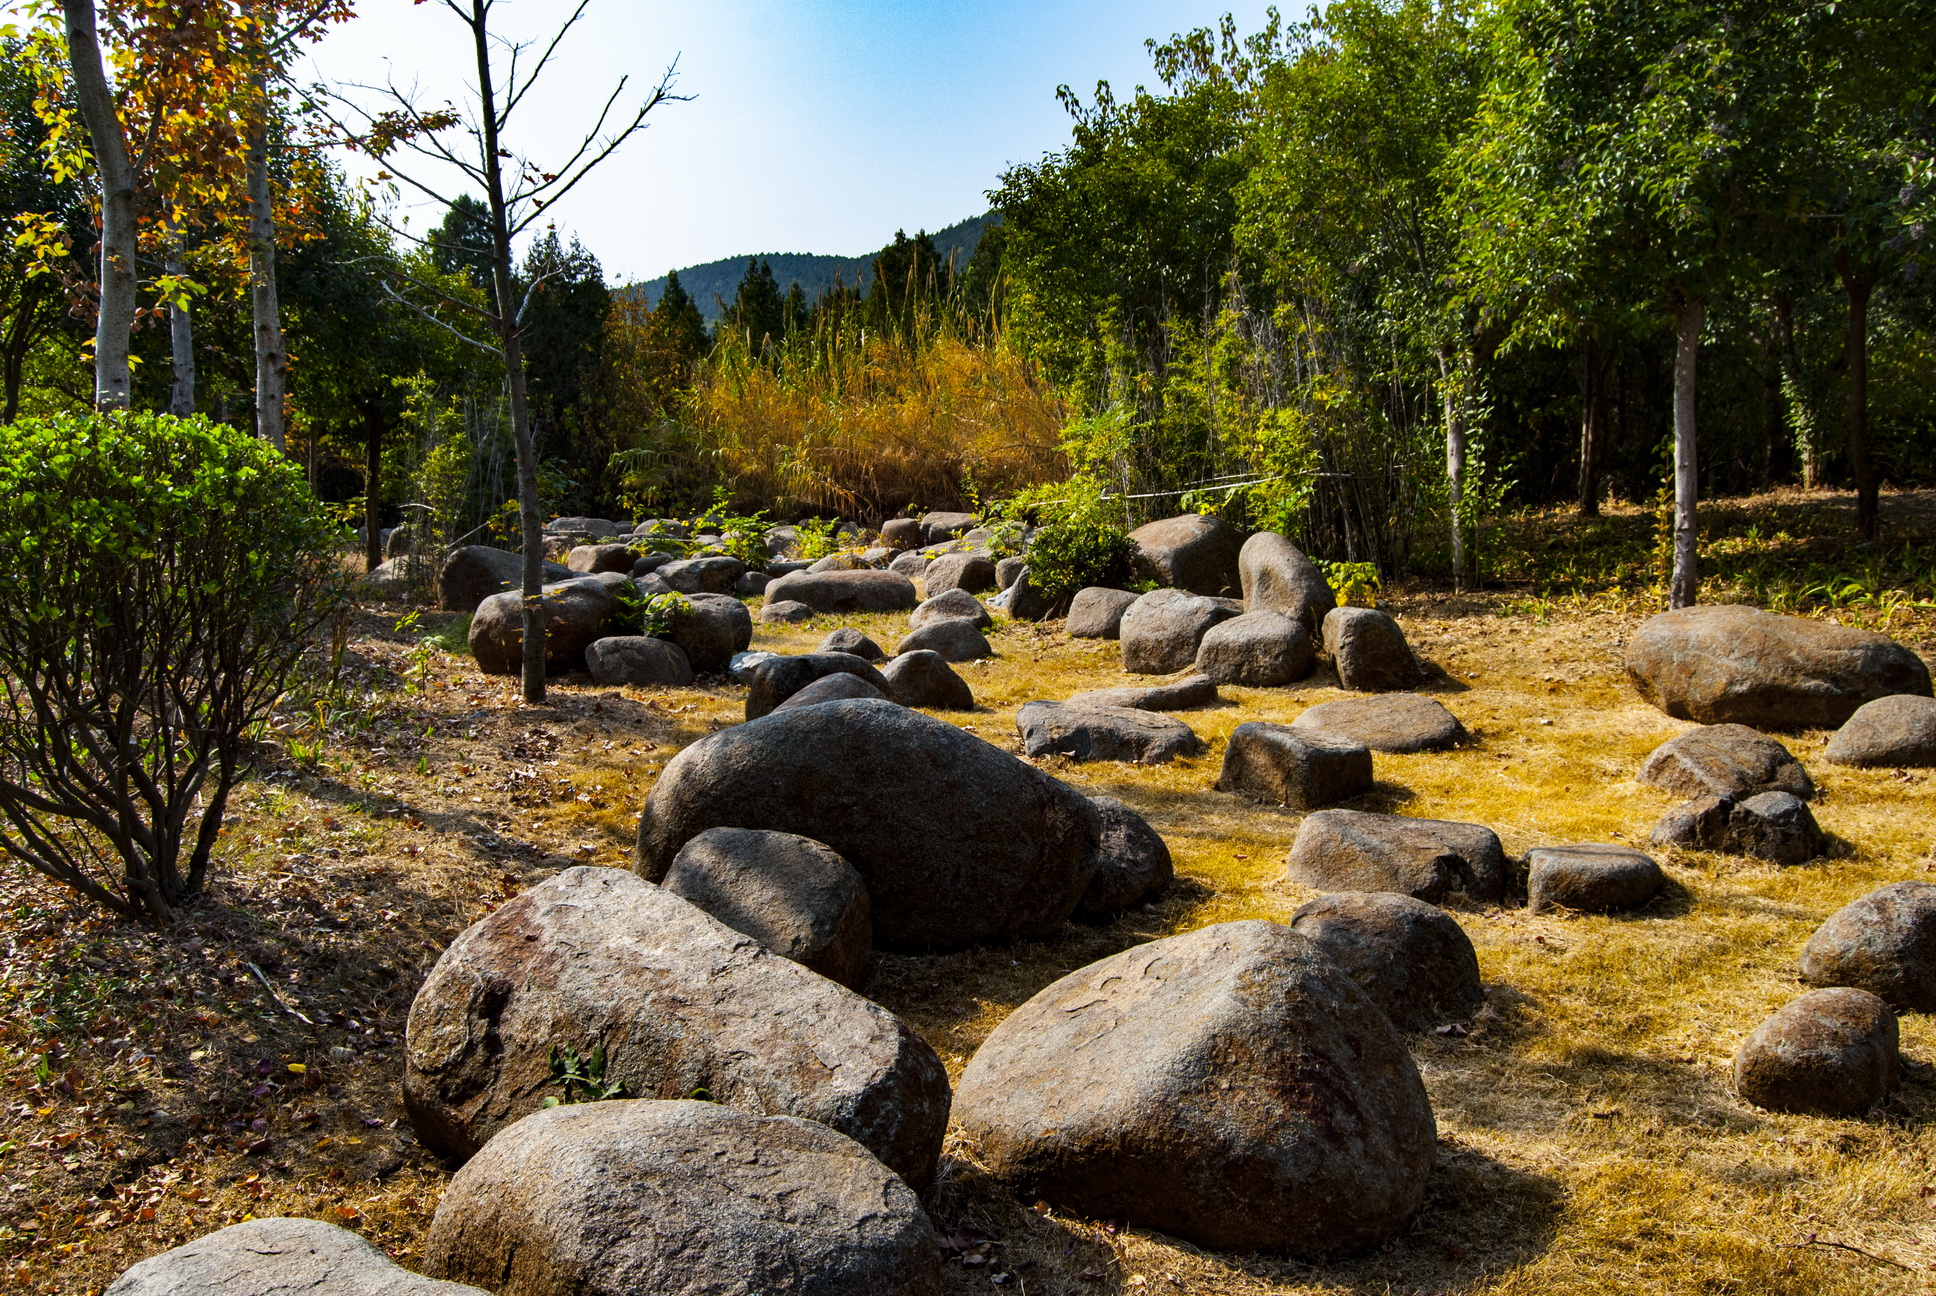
[1016,701,1201,765]
[1525,844,1663,915]
[878,650,975,710]
[1217,722,1372,810]
[760,598,815,624]
[909,587,993,631]
[818,627,885,660]
[1733,988,1899,1116]
[1288,892,1485,1032]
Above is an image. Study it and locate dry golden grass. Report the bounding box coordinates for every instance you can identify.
[5,586,1935,1295]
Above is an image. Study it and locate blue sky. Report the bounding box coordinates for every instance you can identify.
[305,0,1277,283]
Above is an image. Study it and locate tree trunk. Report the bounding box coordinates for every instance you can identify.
[61,0,136,411]
[166,238,196,417]
[1836,251,1879,540]
[1669,297,1704,610]
[1439,349,1466,592]
[471,0,546,703]
[1578,334,1607,517]
[364,406,384,574]
[246,88,288,452]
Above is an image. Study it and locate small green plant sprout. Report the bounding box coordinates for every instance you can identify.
[541,1043,627,1107]
[1317,560,1381,607]
[794,516,840,561]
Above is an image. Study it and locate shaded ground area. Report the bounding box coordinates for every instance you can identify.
[6,491,1936,1294]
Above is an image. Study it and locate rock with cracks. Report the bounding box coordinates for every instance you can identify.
[1637,724,1815,800]
[1733,988,1899,1117]
[1322,607,1423,692]
[1286,810,1506,905]
[1239,532,1337,633]
[1127,513,1241,596]
[1649,791,1824,865]
[1016,701,1201,765]
[1292,695,1468,753]
[402,866,949,1189]
[424,1100,942,1296]
[663,828,871,989]
[1288,892,1486,1032]
[1800,881,1936,1012]
[1196,610,1316,686]
[1218,722,1373,810]
[635,699,1101,951]
[1526,844,1663,915]
[1826,694,1936,767]
[1120,588,1241,675]
[1074,797,1173,919]
[1625,604,1932,728]
[953,921,1436,1256]
[105,1217,488,1296]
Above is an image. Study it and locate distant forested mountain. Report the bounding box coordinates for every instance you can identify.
[630,213,997,323]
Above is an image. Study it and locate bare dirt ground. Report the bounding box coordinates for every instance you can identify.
[8,510,1936,1294]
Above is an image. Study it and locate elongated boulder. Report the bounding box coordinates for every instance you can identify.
[636,699,1100,950]
[106,1218,487,1296]
[402,866,949,1189]
[953,921,1436,1255]
[424,1101,942,1296]
[1625,604,1932,728]
[1067,675,1220,711]
[659,555,747,594]
[1800,881,1936,1012]
[878,650,974,710]
[1637,724,1814,800]
[1015,701,1200,764]
[1292,694,1468,753]
[909,587,993,631]
[745,652,892,720]
[1733,988,1899,1117]
[764,569,920,614]
[1128,513,1240,596]
[439,545,572,613]
[1239,532,1336,632]
[568,542,637,575]
[1288,892,1485,1032]
[1074,797,1173,918]
[470,575,623,675]
[1196,609,1315,686]
[664,828,871,989]
[1120,588,1241,674]
[1066,587,1140,639]
[1322,607,1422,692]
[1825,694,1936,767]
[920,510,977,546]
[772,671,890,713]
[1218,722,1373,810]
[1525,844,1663,915]
[1287,810,1506,904]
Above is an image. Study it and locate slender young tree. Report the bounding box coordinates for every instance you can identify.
[332,0,680,703]
[57,1,137,409]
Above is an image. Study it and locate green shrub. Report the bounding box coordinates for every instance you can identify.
[992,476,1132,602]
[0,412,347,922]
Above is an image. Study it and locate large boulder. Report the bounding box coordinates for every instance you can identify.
[106,1218,487,1296]
[1066,587,1140,639]
[1525,844,1663,915]
[909,587,992,631]
[1196,609,1316,686]
[1074,797,1173,918]
[1637,724,1815,800]
[1625,604,1933,728]
[1649,791,1824,865]
[636,699,1100,951]
[745,653,891,720]
[1732,988,1900,1117]
[439,545,572,613]
[402,866,949,1188]
[765,569,920,614]
[1800,881,1936,1012]
[896,617,991,662]
[1128,513,1241,596]
[1217,722,1373,810]
[953,921,1436,1255]
[469,575,622,675]
[996,555,1027,590]
[1288,892,1485,1032]
[586,636,694,688]
[658,555,747,594]
[1119,588,1241,674]
[660,591,753,675]
[920,510,977,546]
[568,542,637,575]
[1825,694,1936,767]
[1239,532,1336,632]
[423,1101,942,1296]
[1067,675,1219,711]
[923,551,997,596]
[1015,701,1201,765]
[878,650,975,710]
[881,517,924,550]
[1287,810,1506,905]
[663,828,871,988]
[772,671,891,713]
[1291,694,1468,753]
[1322,606,1423,692]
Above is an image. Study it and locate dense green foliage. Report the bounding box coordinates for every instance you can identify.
[0,413,346,921]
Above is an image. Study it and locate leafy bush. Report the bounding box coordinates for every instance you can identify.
[993,476,1132,601]
[793,516,840,561]
[0,413,347,922]
[611,583,693,637]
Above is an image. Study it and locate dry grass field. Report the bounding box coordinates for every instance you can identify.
[6,499,1936,1294]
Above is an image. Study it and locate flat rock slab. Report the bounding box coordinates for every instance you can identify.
[1067,675,1220,711]
[1287,810,1506,904]
[1322,606,1423,692]
[1733,988,1899,1117]
[1066,587,1139,639]
[636,699,1100,951]
[1650,791,1824,865]
[1826,694,1936,767]
[1239,532,1335,632]
[1120,589,1241,674]
[1625,604,1933,728]
[424,1101,942,1296]
[1292,695,1468,753]
[1801,880,1936,1012]
[878,650,975,710]
[402,866,949,1189]
[1016,701,1201,765]
[953,921,1435,1256]
[1074,797,1173,918]
[1526,844,1663,915]
[1638,724,1814,800]
[1196,609,1316,686]
[1289,892,1485,1032]
[1217,722,1372,810]
[765,569,920,614]
[664,828,871,988]
[106,1218,488,1296]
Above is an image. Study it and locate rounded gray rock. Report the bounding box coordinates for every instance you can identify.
[761,598,816,624]
[1526,844,1663,915]
[568,542,637,575]
[1217,721,1373,810]
[1074,796,1173,918]
[953,921,1436,1255]
[1825,694,1936,767]
[1638,724,1814,800]
[1196,609,1316,686]
[664,828,872,988]
[818,627,885,660]
[1800,881,1936,1011]
[745,653,892,720]
[1127,513,1240,596]
[1288,891,1485,1032]
[470,576,621,676]
[424,1100,942,1296]
[1016,701,1201,765]
[1066,587,1139,639]
[923,551,997,597]
[1292,694,1468,753]
[1322,606,1422,692]
[587,636,694,688]
[909,587,992,631]
[878,650,975,710]
[1238,531,1336,632]
[995,555,1027,590]
[919,510,977,546]
[881,517,924,550]
[765,569,919,614]
[888,551,930,580]
[659,555,748,594]
[772,671,891,714]
[661,591,753,675]
[107,1218,488,1296]
[896,616,991,662]
[1733,988,1900,1117]
[1067,675,1219,711]
[1287,810,1506,904]
[1120,588,1242,675]
[439,545,572,614]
